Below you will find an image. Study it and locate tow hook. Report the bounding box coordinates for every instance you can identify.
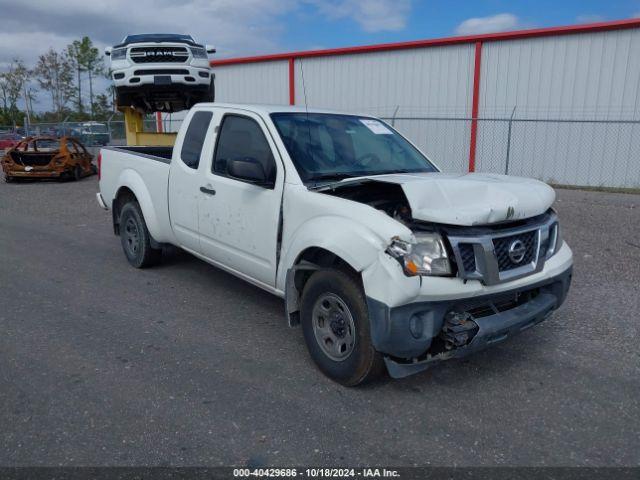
[440,311,479,350]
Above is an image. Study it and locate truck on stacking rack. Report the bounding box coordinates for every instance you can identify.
[106,33,216,113]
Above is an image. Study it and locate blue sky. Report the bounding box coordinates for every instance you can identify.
[278,0,640,53]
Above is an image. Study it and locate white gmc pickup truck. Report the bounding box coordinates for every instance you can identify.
[97,103,573,385]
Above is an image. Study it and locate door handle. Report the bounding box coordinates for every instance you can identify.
[200,186,216,195]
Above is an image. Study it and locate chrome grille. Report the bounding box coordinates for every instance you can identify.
[493,230,537,271]
[447,213,557,286]
[458,243,476,273]
[129,46,189,64]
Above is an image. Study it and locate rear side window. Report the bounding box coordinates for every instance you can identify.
[180,111,213,169]
[213,115,276,182]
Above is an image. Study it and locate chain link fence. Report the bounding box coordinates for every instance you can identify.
[380,115,640,190]
[0,117,186,148]
[3,113,639,189]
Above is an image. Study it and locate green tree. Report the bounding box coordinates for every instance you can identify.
[67,39,88,114]
[72,37,104,119]
[34,48,75,121]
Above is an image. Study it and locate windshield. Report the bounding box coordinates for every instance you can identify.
[123,33,194,43]
[270,113,437,183]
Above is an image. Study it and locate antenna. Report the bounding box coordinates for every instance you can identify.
[299,59,314,164]
[299,58,310,114]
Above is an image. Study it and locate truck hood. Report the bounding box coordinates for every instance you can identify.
[359,172,556,226]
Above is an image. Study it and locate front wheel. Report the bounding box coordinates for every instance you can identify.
[119,201,161,268]
[300,269,384,386]
[207,78,215,102]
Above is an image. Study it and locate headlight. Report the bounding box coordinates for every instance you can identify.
[190,47,208,59]
[387,233,452,277]
[111,48,127,60]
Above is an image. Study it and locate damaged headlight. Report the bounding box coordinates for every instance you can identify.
[387,233,452,277]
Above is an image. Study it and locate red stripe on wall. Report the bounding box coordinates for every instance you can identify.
[288,57,295,105]
[156,112,163,133]
[211,19,640,67]
[468,41,483,173]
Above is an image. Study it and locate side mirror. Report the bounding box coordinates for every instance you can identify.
[104,47,112,56]
[205,45,216,54]
[227,157,271,187]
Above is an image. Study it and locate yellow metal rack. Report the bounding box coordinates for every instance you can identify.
[121,107,177,146]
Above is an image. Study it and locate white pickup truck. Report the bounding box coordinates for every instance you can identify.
[97,103,573,385]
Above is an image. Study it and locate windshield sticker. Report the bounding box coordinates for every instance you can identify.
[360,119,393,135]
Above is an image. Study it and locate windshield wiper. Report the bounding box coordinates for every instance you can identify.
[371,169,420,175]
[306,172,365,190]
[307,172,358,182]
[306,169,427,189]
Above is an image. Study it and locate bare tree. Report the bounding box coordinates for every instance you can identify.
[33,49,74,121]
[0,73,8,112]
[0,58,31,124]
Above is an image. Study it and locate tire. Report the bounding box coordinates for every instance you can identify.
[300,269,384,386]
[73,165,83,181]
[4,175,13,183]
[119,201,162,268]
[207,78,215,102]
[116,90,134,109]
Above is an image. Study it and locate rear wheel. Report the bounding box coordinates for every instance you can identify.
[116,90,134,109]
[206,78,215,102]
[73,165,83,181]
[4,175,13,183]
[300,269,384,386]
[119,201,161,268]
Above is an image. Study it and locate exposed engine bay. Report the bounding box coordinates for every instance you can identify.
[318,180,414,226]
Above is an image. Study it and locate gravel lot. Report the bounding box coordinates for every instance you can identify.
[0,174,638,467]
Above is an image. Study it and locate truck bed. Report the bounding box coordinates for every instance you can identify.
[111,146,173,161]
[99,145,175,244]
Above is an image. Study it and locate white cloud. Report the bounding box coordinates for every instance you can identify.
[455,13,520,35]
[0,0,413,110]
[308,0,411,32]
[0,0,300,110]
[0,0,297,66]
[0,31,82,68]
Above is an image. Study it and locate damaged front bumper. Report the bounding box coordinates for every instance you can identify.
[366,265,572,379]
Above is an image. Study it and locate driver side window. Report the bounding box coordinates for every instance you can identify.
[213,114,276,183]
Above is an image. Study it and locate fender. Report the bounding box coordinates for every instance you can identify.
[277,214,397,292]
[278,214,394,326]
[115,168,168,243]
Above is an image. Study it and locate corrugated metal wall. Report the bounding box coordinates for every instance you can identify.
[215,60,290,104]
[293,45,475,172]
[212,26,640,188]
[476,29,640,188]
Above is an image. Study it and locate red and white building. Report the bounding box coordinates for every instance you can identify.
[210,19,640,189]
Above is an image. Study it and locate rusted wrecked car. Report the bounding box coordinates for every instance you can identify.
[2,136,96,182]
